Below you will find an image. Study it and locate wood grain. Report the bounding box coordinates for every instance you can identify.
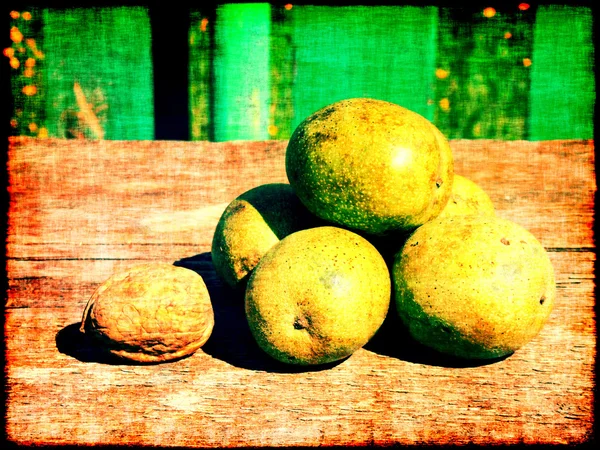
[4,137,596,446]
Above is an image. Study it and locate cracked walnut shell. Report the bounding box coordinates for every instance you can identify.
[80,263,214,363]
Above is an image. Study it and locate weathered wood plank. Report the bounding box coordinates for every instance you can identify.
[451,139,596,250]
[4,253,595,446]
[6,138,595,253]
[4,138,596,446]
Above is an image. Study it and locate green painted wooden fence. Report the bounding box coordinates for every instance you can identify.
[6,3,594,141]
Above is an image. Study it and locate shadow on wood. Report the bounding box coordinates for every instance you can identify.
[174,252,347,373]
[54,252,512,370]
[175,253,511,370]
[364,300,512,368]
[56,322,122,365]
[55,323,194,366]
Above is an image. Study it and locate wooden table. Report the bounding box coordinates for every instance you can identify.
[4,137,596,446]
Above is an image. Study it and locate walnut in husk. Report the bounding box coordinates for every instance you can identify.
[80,263,214,363]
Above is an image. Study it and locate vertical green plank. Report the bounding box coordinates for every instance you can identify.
[213,3,271,141]
[528,6,594,140]
[290,6,438,130]
[189,9,213,141]
[42,7,154,140]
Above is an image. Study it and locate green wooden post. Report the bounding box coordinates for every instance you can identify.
[213,3,271,141]
[290,5,438,131]
[528,6,594,140]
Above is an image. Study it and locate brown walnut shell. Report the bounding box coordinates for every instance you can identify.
[80,263,214,363]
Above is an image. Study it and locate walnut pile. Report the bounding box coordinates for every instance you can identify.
[80,263,214,363]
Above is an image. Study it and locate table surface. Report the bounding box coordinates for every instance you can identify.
[4,137,596,446]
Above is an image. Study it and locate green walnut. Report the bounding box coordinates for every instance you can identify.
[211,183,320,289]
[285,98,454,235]
[393,215,555,360]
[245,226,391,365]
[438,174,495,218]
